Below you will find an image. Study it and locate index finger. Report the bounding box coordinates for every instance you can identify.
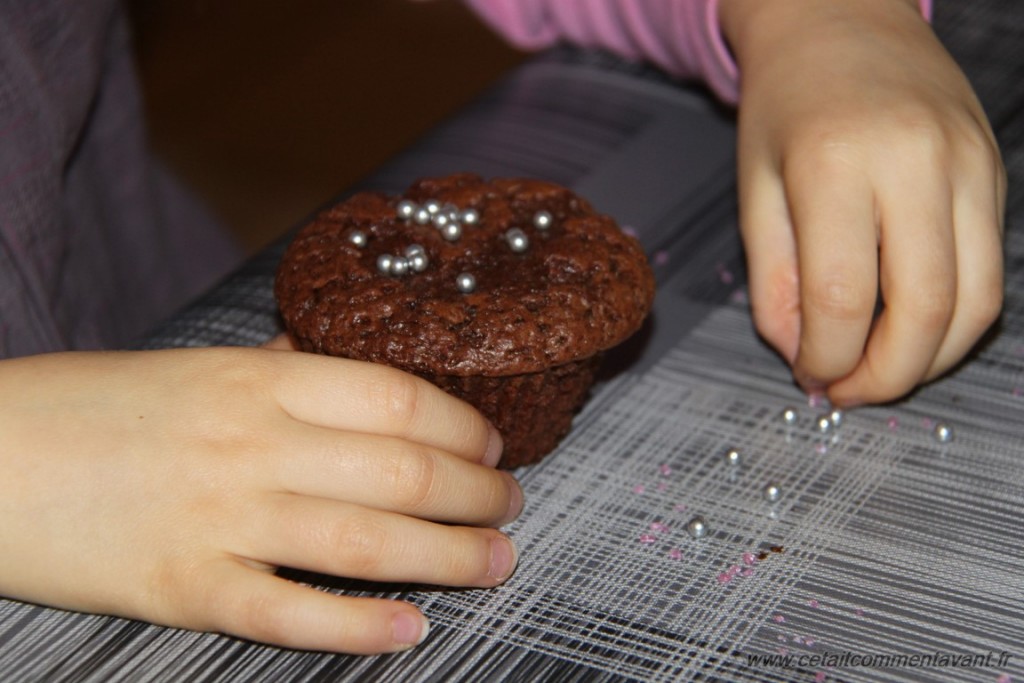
[266,352,502,467]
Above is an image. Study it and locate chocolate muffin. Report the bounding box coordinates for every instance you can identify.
[275,173,655,467]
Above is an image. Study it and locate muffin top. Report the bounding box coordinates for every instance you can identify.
[275,174,655,376]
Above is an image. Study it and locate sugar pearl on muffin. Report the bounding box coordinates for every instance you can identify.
[506,228,529,253]
[441,222,463,241]
[396,200,417,220]
[348,230,368,248]
[460,207,480,225]
[533,210,553,230]
[456,272,476,293]
[376,254,395,275]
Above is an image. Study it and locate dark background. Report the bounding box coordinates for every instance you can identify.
[127,0,527,254]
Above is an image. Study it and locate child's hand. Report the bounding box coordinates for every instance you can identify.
[0,347,521,653]
[720,0,1006,405]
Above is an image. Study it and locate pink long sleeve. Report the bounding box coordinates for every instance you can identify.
[464,0,934,105]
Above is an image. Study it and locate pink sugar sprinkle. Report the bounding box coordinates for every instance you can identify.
[730,288,749,304]
[773,615,785,624]
[997,674,1011,683]
[777,647,789,656]
[668,548,683,560]
[887,416,899,430]
[717,572,733,584]
[808,393,825,409]
[656,482,668,492]
[815,672,827,683]
[673,503,688,512]
[622,225,638,237]
[650,522,670,533]
[718,268,734,285]
[742,552,757,566]
[659,463,672,476]
[654,250,670,266]
[805,638,816,647]
[922,417,935,429]
[815,443,828,455]
[726,564,741,577]
[741,568,754,577]
[792,636,804,645]
[778,635,787,643]
[809,599,820,609]
[632,484,646,495]
[639,533,657,544]
[855,608,864,617]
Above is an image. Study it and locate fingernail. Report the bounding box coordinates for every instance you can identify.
[392,612,429,647]
[482,425,504,468]
[502,474,524,525]
[489,536,518,582]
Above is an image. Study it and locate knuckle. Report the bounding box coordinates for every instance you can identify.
[371,370,422,433]
[387,447,440,511]
[335,516,387,575]
[805,279,874,322]
[902,287,955,333]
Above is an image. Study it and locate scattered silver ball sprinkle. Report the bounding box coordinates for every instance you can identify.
[413,207,432,225]
[441,203,459,220]
[724,448,742,466]
[814,414,834,434]
[829,409,844,429]
[686,516,709,539]
[376,254,395,275]
[409,252,429,273]
[432,212,453,229]
[390,256,410,277]
[533,210,553,230]
[441,222,463,242]
[348,230,368,248]
[934,422,954,443]
[455,272,477,293]
[506,228,530,253]
[763,483,782,503]
[423,199,442,215]
[460,207,480,225]
[396,200,417,220]
[781,407,798,426]
[404,244,425,258]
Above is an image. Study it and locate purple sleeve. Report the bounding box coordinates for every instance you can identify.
[464,0,934,105]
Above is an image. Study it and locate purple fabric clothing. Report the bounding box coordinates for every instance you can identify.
[0,1,241,358]
[465,0,934,104]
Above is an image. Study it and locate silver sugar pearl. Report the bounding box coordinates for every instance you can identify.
[390,256,410,277]
[396,200,417,220]
[413,207,432,225]
[934,422,954,443]
[781,407,798,426]
[686,516,708,539]
[814,413,834,434]
[505,228,530,253]
[763,483,782,503]
[432,212,453,229]
[460,207,480,225]
[829,409,844,429]
[441,222,463,241]
[533,210,553,230]
[408,252,429,273]
[442,203,460,220]
[376,254,395,275]
[724,448,742,466]
[423,199,442,215]
[404,244,426,258]
[348,230,368,248]
[455,272,477,293]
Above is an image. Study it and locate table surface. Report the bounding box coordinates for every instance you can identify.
[2,3,1023,681]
